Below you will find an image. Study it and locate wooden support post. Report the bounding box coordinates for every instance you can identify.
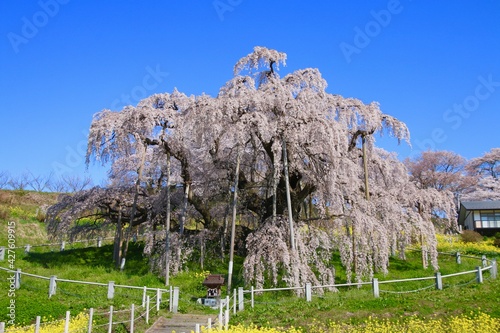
[142,286,147,307]
[130,304,135,333]
[87,308,94,333]
[435,272,443,290]
[169,286,173,312]
[251,286,254,308]
[476,266,483,284]
[146,296,150,324]
[305,283,312,302]
[482,255,487,267]
[0,322,5,333]
[172,287,179,313]
[372,278,379,298]
[218,300,223,330]
[49,275,57,298]
[233,289,237,315]
[156,289,161,312]
[15,269,21,289]
[491,259,497,279]
[456,252,461,264]
[64,311,70,333]
[107,281,115,299]
[35,316,40,333]
[238,287,244,311]
[108,306,113,333]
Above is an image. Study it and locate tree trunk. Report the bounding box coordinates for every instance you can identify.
[362,135,370,201]
[113,206,123,268]
[179,182,190,235]
[122,143,147,269]
[228,147,241,294]
[282,139,295,250]
[165,151,171,286]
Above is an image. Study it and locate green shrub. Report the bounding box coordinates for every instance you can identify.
[461,230,483,243]
[494,238,500,248]
[494,232,500,240]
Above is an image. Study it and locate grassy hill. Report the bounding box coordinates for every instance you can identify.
[0,189,499,332]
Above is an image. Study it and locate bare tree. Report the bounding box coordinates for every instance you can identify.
[0,171,10,189]
[28,172,53,192]
[61,175,93,193]
[8,172,31,191]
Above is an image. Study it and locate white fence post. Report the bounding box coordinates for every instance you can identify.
[0,247,5,261]
[305,283,312,302]
[146,296,150,324]
[97,237,102,247]
[372,278,379,298]
[456,252,461,264]
[172,287,179,313]
[169,286,173,312]
[491,259,497,279]
[15,269,21,289]
[88,308,94,333]
[476,266,483,283]
[49,275,57,298]
[142,286,147,307]
[482,255,488,267]
[251,286,254,308]
[238,287,244,311]
[24,244,31,253]
[225,296,230,330]
[233,289,237,315]
[435,272,443,290]
[35,316,41,333]
[218,300,223,330]
[60,241,65,251]
[0,322,5,333]
[195,323,200,333]
[107,281,115,299]
[208,317,212,329]
[130,304,135,333]
[156,288,161,312]
[108,306,113,333]
[120,258,126,271]
[64,311,70,333]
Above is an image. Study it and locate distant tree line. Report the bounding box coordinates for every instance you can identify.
[0,171,93,193]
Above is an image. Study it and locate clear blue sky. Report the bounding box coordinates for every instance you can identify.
[1,0,499,186]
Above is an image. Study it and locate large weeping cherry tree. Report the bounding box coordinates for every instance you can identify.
[47,46,457,288]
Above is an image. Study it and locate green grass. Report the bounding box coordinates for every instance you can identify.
[1,189,500,331]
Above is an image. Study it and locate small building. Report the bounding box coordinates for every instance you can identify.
[202,274,225,298]
[458,200,500,236]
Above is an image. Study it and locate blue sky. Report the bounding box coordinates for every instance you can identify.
[1,0,499,186]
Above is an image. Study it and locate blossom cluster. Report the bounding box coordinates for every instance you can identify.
[200,312,499,333]
[5,312,89,333]
[436,234,500,255]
